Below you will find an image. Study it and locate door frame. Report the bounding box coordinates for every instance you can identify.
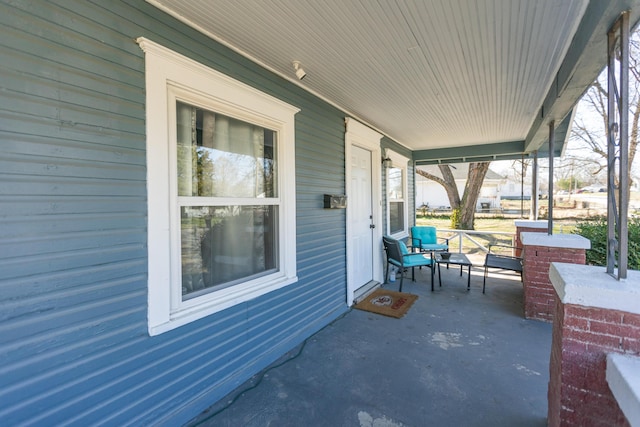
[345,117,383,306]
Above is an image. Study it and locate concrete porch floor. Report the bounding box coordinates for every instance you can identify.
[187,260,552,427]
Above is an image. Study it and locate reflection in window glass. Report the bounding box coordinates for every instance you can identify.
[176,101,280,301]
[176,102,277,198]
[181,205,278,299]
[388,165,405,235]
[389,201,404,234]
[388,167,403,200]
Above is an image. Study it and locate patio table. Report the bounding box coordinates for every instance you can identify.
[435,252,473,290]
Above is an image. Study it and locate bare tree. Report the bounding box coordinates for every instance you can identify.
[569,30,640,193]
[507,158,530,183]
[416,162,491,230]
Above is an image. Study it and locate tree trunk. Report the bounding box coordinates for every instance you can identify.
[458,162,491,229]
[416,162,491,230]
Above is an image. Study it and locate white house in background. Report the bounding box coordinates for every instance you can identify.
[499,176,534,200]
[416,164,506,211]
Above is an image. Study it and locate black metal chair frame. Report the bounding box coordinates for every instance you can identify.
[383,236,435,292]
[483,244,523,293]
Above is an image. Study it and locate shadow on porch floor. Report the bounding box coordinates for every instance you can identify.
[187,262,551,427]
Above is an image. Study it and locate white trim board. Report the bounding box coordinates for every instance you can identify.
[345,118,383,306]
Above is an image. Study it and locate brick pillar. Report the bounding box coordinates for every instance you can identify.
[520,233,589,322]
[548,263,640,427]
[514,220,547,257]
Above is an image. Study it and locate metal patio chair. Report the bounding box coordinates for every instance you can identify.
[483,244,523,293]
[383,235,435,292]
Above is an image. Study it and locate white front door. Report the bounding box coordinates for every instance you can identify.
[351,145,374,287]
[345,118,383,305]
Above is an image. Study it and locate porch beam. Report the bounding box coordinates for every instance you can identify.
[413,140,524,165]
[414,113,572,166]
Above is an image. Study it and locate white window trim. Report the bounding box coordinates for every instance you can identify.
[137,38,299,336]
[386,150,409,238]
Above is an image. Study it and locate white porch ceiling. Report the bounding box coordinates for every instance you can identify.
[148,0,621,155]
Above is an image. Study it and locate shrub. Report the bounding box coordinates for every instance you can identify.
[450,208,461,229]
[573,216,640,270]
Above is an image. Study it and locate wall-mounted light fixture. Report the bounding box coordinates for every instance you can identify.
[292,61,306,80]
[382,148,392,168]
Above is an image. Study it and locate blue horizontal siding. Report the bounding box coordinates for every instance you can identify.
[0,196,147,217]
[0,0,353,425]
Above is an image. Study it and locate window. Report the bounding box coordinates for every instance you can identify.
[176,102,279,298]
[138,38,299,335]
[386,151,409,238]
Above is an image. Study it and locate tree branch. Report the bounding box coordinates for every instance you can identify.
[416,168,446,186]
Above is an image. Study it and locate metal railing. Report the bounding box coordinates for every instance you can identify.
[437,228,516,254]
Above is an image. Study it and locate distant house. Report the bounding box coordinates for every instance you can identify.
[416,165,505,211]
[499,176,534,200]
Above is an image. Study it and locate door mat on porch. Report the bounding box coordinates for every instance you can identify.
[353,289,418,318]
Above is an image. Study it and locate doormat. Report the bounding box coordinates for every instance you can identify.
[354,288,418,318]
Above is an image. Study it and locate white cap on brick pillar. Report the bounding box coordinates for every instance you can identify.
[607,353,640,427]
[520,232,591,249]
[550,263,640,315]
[514,220,548,229]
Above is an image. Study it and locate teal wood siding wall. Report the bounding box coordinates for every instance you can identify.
[0,1,352,425]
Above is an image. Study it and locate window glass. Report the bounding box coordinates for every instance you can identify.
[181,205,278,299]
[388,167,403,200]
[176,102,277,198]
[177,102,280,300]
[389,201,404,234]
[388,166,405,235]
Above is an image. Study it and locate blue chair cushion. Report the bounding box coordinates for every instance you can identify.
[399,240,410,254]
[411,226,448,251]
[402,253,433,267]
[411,226,436,244]
[420,243,449,251]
